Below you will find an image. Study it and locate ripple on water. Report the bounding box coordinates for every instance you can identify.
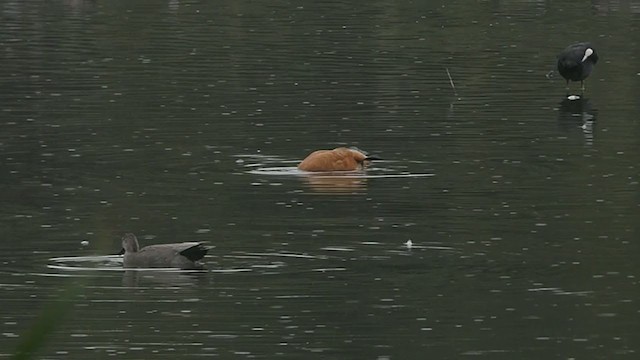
[247,165,435,179]
[47,252,335,277]
[46,255,216,274]
[247,165,434,194]
[47,255,124,273]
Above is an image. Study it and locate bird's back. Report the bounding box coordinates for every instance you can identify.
[298,148,366,172]
[124,242,208,269]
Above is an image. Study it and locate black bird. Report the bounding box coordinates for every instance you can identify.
[557,42,598,91]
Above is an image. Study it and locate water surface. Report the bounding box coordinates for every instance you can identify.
[1,0,639,358]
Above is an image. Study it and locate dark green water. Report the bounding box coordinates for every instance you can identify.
[1,0,639,358]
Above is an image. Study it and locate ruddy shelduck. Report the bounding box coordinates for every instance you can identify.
[298,147,378,172]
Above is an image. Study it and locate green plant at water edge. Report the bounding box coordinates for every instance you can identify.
[12,285,80,359]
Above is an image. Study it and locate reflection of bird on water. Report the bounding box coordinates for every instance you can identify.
[120,233,209,270]
[298,147,379,172]
[556,42,598,92]
[300,174,368,194]
[122,269,208,287]
[557,97,597,145]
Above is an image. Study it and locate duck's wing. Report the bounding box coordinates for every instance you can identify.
[177,242,209,262]
[137,242,208,262]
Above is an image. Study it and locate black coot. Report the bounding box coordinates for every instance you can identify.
[557,42,598,90]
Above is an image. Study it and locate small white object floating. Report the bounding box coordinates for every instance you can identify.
[567,95,580,101]
[80,240,89,246]
[405,239,413,249]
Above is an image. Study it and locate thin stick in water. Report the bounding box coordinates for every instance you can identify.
[445,67,457,96]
